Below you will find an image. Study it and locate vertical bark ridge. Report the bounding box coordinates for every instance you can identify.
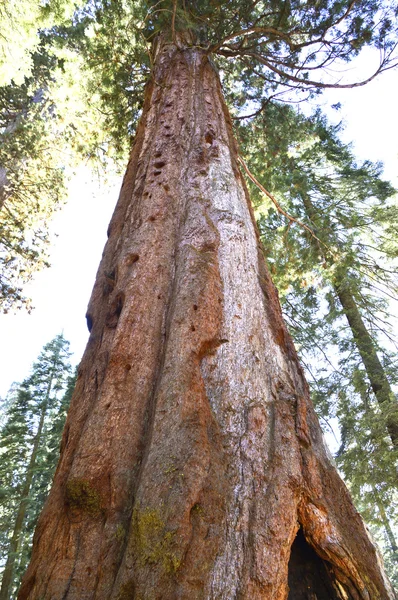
[18,43,396,600]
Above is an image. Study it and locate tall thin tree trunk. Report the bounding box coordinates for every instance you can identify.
[0,371,55,600]
[334,283,398,445]
[300,193,398,447]
[373,489,398,556]
[18,41,396,600]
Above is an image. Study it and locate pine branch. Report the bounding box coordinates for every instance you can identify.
[237,154,329,250]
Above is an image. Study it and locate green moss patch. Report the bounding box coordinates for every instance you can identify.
[115,523,126,542]
[65,478,103,517]
[132,507,181,574]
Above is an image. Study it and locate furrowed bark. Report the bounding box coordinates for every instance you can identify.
[18,42,396,600]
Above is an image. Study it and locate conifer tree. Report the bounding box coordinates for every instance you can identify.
[0,335,73,600]
[0,0,78,311]
[0,5,122,312]
[0,0,78,86]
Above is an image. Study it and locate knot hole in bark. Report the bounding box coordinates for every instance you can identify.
[154,160,166,176]
[205,131,214,145]
[105,292,125,329]
[126,253,139,266]
[154,160,166,169]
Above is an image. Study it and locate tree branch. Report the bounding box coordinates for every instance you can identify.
[237,154,328,249]
[225,48,398,90]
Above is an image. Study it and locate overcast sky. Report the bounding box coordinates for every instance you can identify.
[0,60,397,398]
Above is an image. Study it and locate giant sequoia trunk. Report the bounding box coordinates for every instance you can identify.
[18,41,396,600]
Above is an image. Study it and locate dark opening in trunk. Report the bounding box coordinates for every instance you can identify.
[288,528,350,599]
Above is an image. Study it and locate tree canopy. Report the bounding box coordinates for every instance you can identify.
[0,4,120,311]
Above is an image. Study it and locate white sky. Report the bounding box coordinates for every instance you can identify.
[0,171,121,395]
[0,61,397,398]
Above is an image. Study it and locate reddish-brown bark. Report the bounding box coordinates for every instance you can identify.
[18,41,396,600]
